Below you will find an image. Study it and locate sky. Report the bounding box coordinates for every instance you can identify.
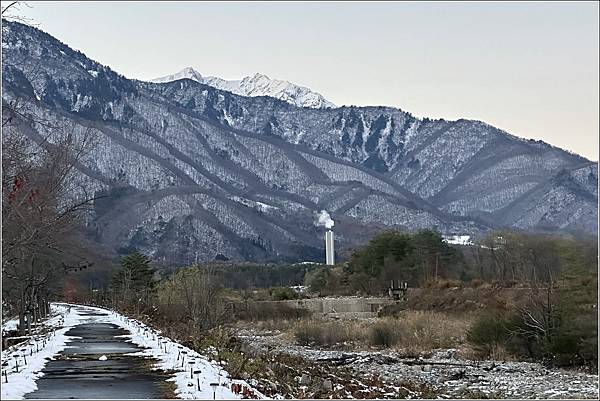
[8,1,600,160]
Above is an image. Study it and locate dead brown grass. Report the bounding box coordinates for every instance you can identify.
[294,320,356,346]
[285,311,472,354]
[369,311,473,355]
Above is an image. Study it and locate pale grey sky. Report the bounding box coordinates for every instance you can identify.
[10,1,600,160]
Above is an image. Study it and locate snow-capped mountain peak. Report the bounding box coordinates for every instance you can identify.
[149,67,336,109]
[151,66,204,84]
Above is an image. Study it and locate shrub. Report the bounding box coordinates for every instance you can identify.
[236,301,310,321]
[470,278,484,288]
[542,311,598,368]
[466,313,510,357]
[294,323,323,346]
[369,321,400,347]
[294,322,351,347]
[270,287,299,301]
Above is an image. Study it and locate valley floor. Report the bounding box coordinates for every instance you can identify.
[4,302,596,399]
[238,326,599,399]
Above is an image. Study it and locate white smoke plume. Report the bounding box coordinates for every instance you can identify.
[316,210,334,229]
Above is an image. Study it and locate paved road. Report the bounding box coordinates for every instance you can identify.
[25,308,172,399]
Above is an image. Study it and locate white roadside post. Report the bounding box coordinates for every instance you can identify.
[210,382,218,400]
[188,359,195,379]
[2,361,8,383]
[177,345,183,362]
[193,369,202,391]
[181,351,188,368]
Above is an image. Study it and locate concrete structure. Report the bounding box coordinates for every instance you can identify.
[230,297,395,319]
[284,297,393,319]
[325,230,335,265]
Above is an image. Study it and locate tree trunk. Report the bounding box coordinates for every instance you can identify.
[26,312,31,335]
[19,312,26,335]
[40,298,47,319]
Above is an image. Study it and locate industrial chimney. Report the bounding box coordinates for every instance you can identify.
[325,230,335,265]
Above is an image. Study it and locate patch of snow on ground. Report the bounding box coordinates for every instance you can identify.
[1,303,267,400]
[255,201,278,212]
[289,285,308,294]
[1,304,81,400]
[2,316,19,335]
[102,310,267,399]
[443,235,473,246]
[231,196,278,213]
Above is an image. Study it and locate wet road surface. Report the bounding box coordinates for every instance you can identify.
[25,309,172,399]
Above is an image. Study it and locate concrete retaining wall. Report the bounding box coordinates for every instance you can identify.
[230,297,394,319]
[283,297,392,314]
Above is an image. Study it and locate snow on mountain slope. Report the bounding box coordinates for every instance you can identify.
[2,21,597,265]
[150,67,336,109]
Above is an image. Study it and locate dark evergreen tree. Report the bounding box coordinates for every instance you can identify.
[112,252,155,309]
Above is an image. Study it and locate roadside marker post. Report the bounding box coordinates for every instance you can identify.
[181,351,188,368]
[2,362,9,383]
[193,370,202,391]
[188,359,195,379]
[210,382,218,400]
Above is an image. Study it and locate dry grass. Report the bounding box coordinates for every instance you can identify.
[286,311,472,354]
[384,311,473,355]
[458,342,515,362]
[241,317,303,332]
[294,321,355,346]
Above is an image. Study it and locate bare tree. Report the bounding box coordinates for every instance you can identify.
[2,3,104,332]
[2,108,97,333]
[1,1,31,22]
[157,265,226,330]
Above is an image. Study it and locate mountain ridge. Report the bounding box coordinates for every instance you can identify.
[150,67,336,109]
[2,20,597,265]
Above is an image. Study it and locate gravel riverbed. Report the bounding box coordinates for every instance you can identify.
[238,330,599,399]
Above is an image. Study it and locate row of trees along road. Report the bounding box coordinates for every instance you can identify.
[2,3,99,334]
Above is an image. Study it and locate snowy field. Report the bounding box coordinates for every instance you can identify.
[2,316,19,335]
[1,303,266,400]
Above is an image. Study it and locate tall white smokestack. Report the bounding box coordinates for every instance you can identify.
[325,230,335,265]
[315,210,335,265]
